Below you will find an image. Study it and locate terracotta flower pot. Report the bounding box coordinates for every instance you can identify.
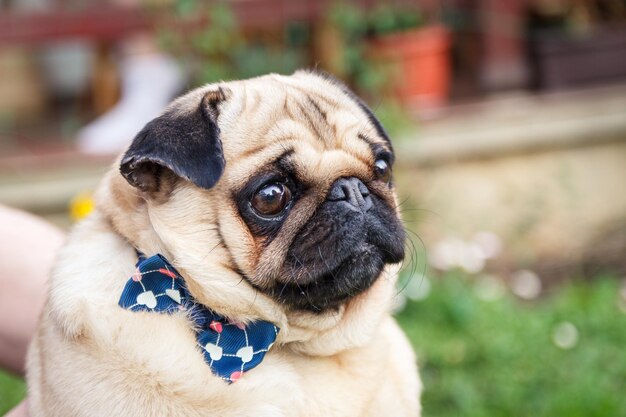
[371,25,451,111]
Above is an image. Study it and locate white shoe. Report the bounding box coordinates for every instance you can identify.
[77,53,185,155]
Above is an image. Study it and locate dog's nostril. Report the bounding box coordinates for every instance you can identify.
[357,181,370,197]
[327,177,372,211]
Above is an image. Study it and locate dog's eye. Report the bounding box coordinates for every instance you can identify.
[374,159,391,183]
[251,183,292,217]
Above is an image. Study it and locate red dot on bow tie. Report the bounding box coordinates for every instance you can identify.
[230,371,243,382]
[158,268,177,279]
[132,269,142,282]
[209,321,223,333]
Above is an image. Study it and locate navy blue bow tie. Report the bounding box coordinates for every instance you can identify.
[119,253,279,383]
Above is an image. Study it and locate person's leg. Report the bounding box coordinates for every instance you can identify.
[0,205,64,375]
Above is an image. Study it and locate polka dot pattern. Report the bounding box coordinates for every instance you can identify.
[119,253,279,383]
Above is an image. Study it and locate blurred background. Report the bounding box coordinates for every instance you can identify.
[0,0,625,416]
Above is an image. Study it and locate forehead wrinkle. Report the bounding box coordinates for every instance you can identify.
[235,76,383,155]
[222,141,297,188]
[281,76,366,123]
[274,115,325,144]
[280,77,370,135]
[281,89,336,146]
[365,124,388,144]
[305,96,336,145]
[234,132,298,159]
[295,85,385,151]
[323,149,371,175]
[331,117,363,149]
[279,75,346,108]
[284,97,372,154]
[293,146,373,187]
[224,111,319,161]
[300,80,391,149]
[240,81,249,114]
[357,132,392,156]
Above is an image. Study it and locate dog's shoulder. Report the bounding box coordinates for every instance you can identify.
[46,212,137,339]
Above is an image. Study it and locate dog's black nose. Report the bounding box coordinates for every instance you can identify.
[327,177,372,212]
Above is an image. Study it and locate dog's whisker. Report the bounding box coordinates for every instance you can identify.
[200,241,223,263]
[277,272,291,301]
[395,227,428,297]
[317,246,338,281]
[291,254,321,312]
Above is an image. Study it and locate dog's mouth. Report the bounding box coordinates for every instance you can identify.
[269,243,390,312]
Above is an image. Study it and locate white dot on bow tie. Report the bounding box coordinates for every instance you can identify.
[136,291,157,309]
[236,346,254,363]
[204,342,223,361]
[165,289,182,304]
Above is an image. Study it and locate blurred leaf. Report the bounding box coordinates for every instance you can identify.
[175,0,198,17]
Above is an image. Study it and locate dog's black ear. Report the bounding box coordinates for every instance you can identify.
[120,88,229,193]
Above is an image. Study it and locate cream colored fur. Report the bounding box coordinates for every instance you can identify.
[27,72,421,416]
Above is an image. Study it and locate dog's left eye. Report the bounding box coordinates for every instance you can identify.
[251,182,292,217]
[374,159,391,183]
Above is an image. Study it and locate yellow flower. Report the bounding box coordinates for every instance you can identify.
[69,192,95,221]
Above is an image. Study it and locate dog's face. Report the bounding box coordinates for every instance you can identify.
[106,71,404,319]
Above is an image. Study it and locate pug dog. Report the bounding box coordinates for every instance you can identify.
[26,71,421,417]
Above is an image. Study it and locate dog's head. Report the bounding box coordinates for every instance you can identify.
[101,71,404,352]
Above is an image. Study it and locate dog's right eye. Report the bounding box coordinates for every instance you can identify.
[251,183,292,217]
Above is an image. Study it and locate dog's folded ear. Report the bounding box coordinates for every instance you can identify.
[120,87,229,193]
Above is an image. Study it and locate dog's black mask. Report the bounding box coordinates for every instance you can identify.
[269,176,405,312]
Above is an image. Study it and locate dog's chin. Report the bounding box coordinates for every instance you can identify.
[267,244,389,312]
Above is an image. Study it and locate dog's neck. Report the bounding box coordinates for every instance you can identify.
[113,226,394,357]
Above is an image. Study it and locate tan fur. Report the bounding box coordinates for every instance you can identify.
[27,71,421,416]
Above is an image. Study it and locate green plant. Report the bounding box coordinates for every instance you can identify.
[157,0,306,86]
[328,2,383,96]
[369,3,423,36]
[328,1,423,97]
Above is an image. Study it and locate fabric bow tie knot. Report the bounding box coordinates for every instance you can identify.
[119,253,279,383]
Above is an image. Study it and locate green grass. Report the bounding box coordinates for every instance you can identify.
[1,275,624,416]
[0,370,25,414]
[396,273,626,417]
